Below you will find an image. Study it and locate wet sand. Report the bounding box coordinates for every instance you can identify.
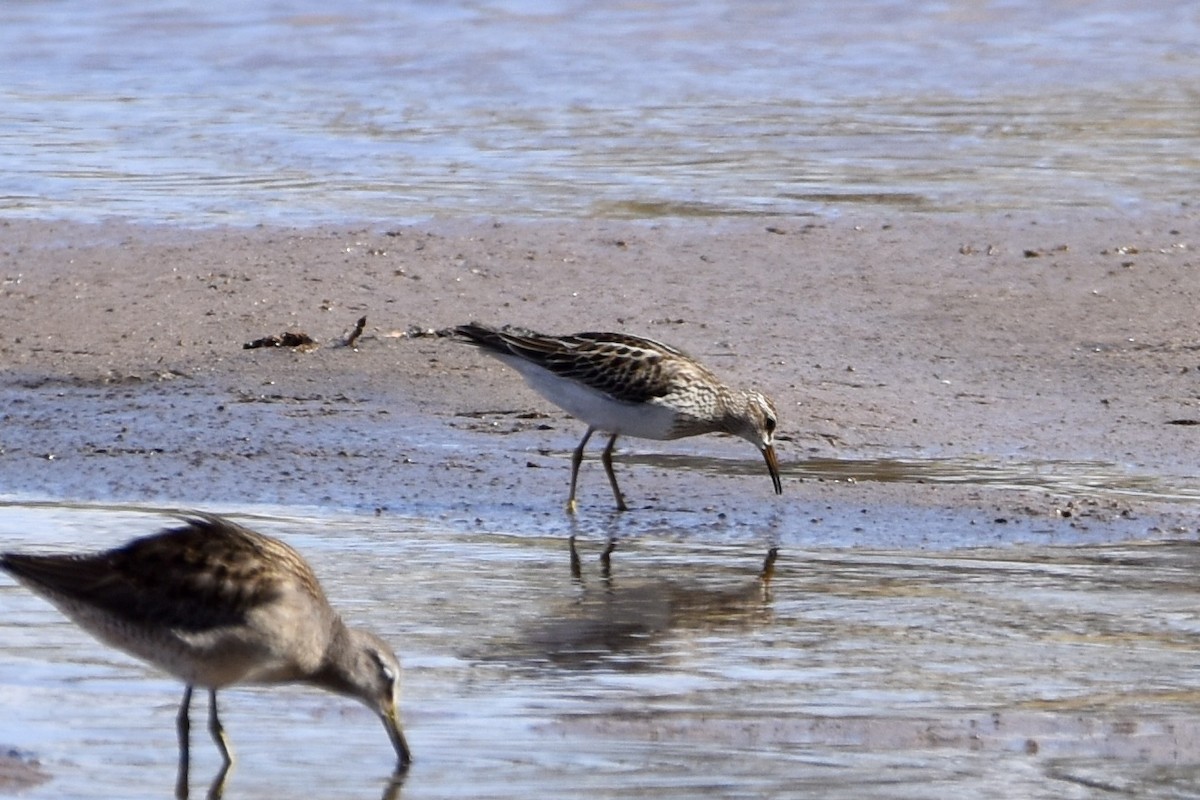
[1,209,1198,533]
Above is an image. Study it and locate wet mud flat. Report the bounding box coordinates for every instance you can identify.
[2,211,1199,487]
[2,210,1200,539]
[0,376,1197,547]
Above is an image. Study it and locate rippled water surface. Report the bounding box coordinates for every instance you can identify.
[1,0,1197,224]
[4,503,1200,798]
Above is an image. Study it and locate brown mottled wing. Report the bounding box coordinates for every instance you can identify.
[456,323,706,404]
[1,515,316,632]
[544,332,698,403]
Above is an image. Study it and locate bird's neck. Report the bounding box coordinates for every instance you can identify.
[715,388,753,434]
[310,620,357,697]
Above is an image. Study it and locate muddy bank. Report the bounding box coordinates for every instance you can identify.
[1,210,1198,540]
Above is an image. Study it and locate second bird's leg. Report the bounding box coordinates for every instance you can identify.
[176,685,194,800]
[207,690,233,800]
[567,427,596,514]
[600,434,628,511]
[207,690,234,766]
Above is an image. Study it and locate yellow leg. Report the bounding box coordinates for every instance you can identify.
[567,428,595,514]
[600,434,628,511]
[208,690,234,767]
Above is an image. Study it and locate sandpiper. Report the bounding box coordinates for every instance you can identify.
[0,512,411,793]
[455,322,783,512]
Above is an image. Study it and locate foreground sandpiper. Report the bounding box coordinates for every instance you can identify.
[0,512,411,794]
[456,322,783,512]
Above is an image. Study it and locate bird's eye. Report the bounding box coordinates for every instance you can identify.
[765,417,777,434]
[370,649,397,682]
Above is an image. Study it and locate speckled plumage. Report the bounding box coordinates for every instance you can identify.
[0,512,411,788]
[456,323,783,511]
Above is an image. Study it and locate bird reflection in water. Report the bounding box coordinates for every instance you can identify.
[189,762,406,800]
[522,537,779,669]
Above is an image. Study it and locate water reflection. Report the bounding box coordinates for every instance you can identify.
[510,538,776,670]
[624,452,1200,503]
[176,758,227,800]
[0,749,49,793]
[7,504,1200,799]
[0,1,1196,223]
[176,765,404,800]
[380,772,406,800]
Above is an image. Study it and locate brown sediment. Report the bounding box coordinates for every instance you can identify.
[0,211,1197,537]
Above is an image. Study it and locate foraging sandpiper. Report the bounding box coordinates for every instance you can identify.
[0,512,411,793]
[456,322,782,512]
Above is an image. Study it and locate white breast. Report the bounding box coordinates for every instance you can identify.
[504,357,680,440]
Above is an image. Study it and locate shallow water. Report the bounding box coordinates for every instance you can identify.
[4,503,1200,798]
[634,452,1200,505]
[0,0,1197,225]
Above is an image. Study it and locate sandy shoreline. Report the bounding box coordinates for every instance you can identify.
[2,209,1198,541]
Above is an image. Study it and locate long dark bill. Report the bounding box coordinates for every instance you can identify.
[383,706,412,770]
[762,445,783,495]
